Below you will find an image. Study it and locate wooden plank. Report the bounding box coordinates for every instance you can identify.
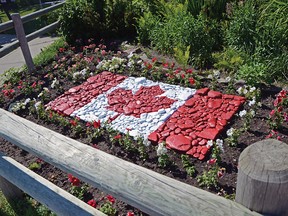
[20,2,64,24]
[0,108,260,216]
[236,139,288,215]
[0,152,105,216]
[0,2,64,33]
[0,175,23,203]
[0,21,59,58]
[0,20,14,33]
[26,21,59,42]
[11,13,35,73]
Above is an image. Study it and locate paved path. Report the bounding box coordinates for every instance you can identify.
[0,35,59,76]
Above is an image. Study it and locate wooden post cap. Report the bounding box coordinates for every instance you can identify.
[235,139,288,215]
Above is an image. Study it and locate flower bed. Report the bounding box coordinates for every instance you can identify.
[0,39,287,215]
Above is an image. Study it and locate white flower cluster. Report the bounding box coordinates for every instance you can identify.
[8,98,31,113]
[239,109,247,117]
[216,139,224,152]
[127,52,143,68]
[226,128,234,137]
[38,87,49,98]
[96,57,127,72]
[51,78,59,89]
[143,134,151,147]
[236,85,256,95]
[157,142,167,156]
[72,68,88,80]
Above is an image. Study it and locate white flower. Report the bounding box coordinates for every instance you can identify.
[206,140,214,147]
[249,86,256,92]
[157,142,167,156]
[38,92,43,98]
[213,70,220,78]
[127,52,134,59]
[236,87,243,94]
[143,138,151,147]
[216,139,224,152]
[127,61,133,68]
[226,128,234,137]
[137,60,142,65]
[250,110,256,117]
[43,87,49,92]
[248,99,256,106]
[239,110,247,117]
[243,88,248,95]
[34,101,42,110]
[51,78,59,89]
[257,102,262,107]
[208,74,213,79]
[24,98,31,105]
[225,76,231,82]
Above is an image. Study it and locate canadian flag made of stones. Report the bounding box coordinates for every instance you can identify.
[46,71,245,160]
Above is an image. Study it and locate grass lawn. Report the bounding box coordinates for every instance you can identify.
[0,5,42,23]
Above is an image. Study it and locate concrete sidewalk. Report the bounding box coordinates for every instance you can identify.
[0,35,59,75]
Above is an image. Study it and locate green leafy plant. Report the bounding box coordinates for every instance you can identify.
[181,155,196,177]
[99,202,116,216]
[156,142,170,168]
[28,162,41,171]
[197,165,219,189]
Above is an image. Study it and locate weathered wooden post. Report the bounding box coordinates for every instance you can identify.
[0,176,23,203]
[11,13,35,72]
[236,139,288,216]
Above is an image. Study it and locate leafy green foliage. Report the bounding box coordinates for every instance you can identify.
[181,155,196,177]
[60,0,147,43]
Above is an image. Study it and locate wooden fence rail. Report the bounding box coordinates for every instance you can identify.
[0,2,64,63]
[0,108,261,216]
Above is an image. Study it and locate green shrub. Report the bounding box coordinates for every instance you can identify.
[237,61,271,86]
[136,11,159,44]
[60,0,146,43]
[225,0,257,53]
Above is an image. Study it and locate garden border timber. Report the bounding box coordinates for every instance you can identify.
[0,108,260,216]
[0,153,105,216]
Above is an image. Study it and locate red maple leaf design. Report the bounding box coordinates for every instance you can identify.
[107,85,176,118]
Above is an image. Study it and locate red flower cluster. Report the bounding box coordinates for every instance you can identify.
[87,199,97,208]
[106,195,115,204]
[93,120,101,129]
[68,174,80,186]
[114,134,122,139]
[70,119,78,127]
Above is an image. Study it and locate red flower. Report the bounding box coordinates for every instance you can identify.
[127,212,134,216]
[269,109,276,117]
[114,134,122,139]
[189,78,195,85]
[93,120,101,129]
[186,68,193,74]
[86,122,91,127]
[152,57,157,63]
[31,81,37,88]
[70,120,77,127]
[87,199,97,208]
[68,174,80,186]
[59,47,65,52]
[181,74,185,79]
[207,158,217,165]
[101,50,106,56]
[106,195,115,204]
[162,62,169,68]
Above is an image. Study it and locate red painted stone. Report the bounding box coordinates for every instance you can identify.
[208,118,216,128]
[207,99,222,109]
[208,90,222,98]
[198,154,205,160]
[196,88,210,95]
[187,147,197,155]
[107,85,175,118]
[221,111,235,120]
[63,107,75,116]
[218,119,227,126]
[193,152,200,158]
[184,98,196,107]
[199,139,207,146]
[175,128,181,134]
[148,132,159,143]
[191,140,199,146]
[201,147,209,155]
[197,128,218,140]
[166,135,191,152]
[234,95,246,101]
